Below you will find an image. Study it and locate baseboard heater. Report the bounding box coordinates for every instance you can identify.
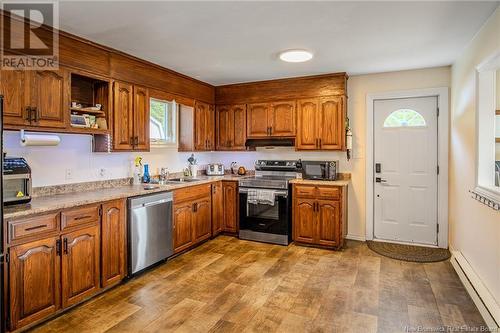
[450,251,499,329]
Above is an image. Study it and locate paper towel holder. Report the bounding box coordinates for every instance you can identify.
[20,129,61,147]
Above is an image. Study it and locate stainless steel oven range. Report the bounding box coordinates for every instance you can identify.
[238,160,300,245]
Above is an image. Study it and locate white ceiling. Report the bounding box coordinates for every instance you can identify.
[59,1,499,85]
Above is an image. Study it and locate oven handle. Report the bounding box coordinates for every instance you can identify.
[239,187,288,197]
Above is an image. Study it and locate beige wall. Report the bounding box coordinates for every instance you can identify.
[450,7,500,308]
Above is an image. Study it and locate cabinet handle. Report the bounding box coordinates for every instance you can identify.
[63,238,68,254]
[56,239,61,256]
[270,126,273,135]
[25,224,47,231]
[33,107,39,123]
[74,215,91,221]
[319,138,322,148]
[131,136,135,147]
[135,136,139,146]
[25,107,32,121]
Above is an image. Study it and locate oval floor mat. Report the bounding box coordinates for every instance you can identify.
[367,240,451,263]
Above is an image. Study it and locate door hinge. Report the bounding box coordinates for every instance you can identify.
[99,206,102,216]
[437,224,439,233]
[5,252,10,263]
[437,107,440,117]
[437,165,440,175]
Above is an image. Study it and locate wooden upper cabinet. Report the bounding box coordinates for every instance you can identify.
[232,104,247,149]
[113,81,134,150]
[30,70,68,128]
[193,197,212,243]
[296,98,319,150]
[173,202,194,253]
[61,225,100,308]
[247,103,269,138]
[294,198,315,244]
[133,85,150,151]
[216,104,246,150]
[269,100,295,137]
[222,181,238,233]
[216,105,231,150]
[318,96,344,150]
[193,101,215,151]
[296,96,345,151]
[317,200,340,247]
[9,236,61,331]
[101,199,126,288]
[0,70,30,126]
[211,182,223,236]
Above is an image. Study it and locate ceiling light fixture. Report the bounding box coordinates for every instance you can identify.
[279,49,313,63]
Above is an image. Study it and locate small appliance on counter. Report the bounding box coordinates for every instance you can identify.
[300,160,339,180]
[2,157,32,205]
[206,163,225,176]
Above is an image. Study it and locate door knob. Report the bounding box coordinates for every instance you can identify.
[375,177,387,183]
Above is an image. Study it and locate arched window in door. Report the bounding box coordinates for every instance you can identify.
[383,109,426,127]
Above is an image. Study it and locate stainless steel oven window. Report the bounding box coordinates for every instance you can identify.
[246,200,280,220]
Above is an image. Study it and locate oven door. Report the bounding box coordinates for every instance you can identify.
[239,187,290,235]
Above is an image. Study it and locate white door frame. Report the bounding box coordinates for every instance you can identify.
[365,87,449,248]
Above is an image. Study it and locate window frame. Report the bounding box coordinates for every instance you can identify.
[383,109,427,128]
[475,52,500,202]
[149,97,178,147]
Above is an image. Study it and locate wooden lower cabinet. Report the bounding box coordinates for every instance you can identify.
[173,202,194,253]
[61,225,100,308]
[222,181,238,233]
[6,200,127,331]
[193,197,212,243]
[293,184,346,249]
[211,182,223,236]
[101,199,126,288]
[9,237,61,331]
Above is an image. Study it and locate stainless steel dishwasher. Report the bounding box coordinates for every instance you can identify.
[128,191,173,275]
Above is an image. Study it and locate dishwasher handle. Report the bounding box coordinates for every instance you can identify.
[140,198,172,208]
[129,192,173,209]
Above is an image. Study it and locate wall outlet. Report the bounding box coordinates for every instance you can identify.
[65,168,73,180]
[99,168,107,178]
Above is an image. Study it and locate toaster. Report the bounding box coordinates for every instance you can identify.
[3,157,32,205]
[206,163,225,176]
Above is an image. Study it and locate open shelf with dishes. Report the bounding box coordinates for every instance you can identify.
[70,72,111,134]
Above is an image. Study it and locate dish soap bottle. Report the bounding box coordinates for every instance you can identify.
[143,164,151,183]
[133,156,143,185]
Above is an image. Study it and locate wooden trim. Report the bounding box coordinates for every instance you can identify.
[496,110,500,115]
[216,72,348,88]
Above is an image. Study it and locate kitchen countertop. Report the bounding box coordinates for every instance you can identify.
[4,175,247,220]
[289,178,350,186]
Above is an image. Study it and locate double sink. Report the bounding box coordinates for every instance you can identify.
[143,178,203,190]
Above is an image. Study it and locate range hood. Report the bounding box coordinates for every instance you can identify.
[245,138,295,148]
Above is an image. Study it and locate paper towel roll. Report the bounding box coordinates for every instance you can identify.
[20,133,60,146]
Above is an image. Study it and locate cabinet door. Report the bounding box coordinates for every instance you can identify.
[193,197,212,244]
[296,98,319,150]
[222,181,238,233]
[1,70,30,126]
[269,100,295,137]
[211,182,223,236]
[9,237,60,331]
[113,81,134,150]
[247,103,269,138]
[317,200,341,247]
[206,104,215,150]
[194,101,209,150]
[293,198,316,244]
[30,70,67,128]
[216,105,231,150]
[61,225,100,308]
[232,104,247,150]
[317,96,344,150]
[101,199,126,288]
[173,202,194,253]
[133,85,150,151]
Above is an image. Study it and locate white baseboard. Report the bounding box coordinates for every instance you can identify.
[346,234,366,241]
[450,249,499,329]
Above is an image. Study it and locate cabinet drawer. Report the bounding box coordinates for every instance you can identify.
[294,185,316,198]
[174,184,211,203]
[61,204,100,230]
[8,213,60,243]
[316,186,341,199]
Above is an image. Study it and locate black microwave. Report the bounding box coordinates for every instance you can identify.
[299,160,338,180]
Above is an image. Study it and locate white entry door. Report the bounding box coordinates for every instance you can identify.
[374,96,438,245]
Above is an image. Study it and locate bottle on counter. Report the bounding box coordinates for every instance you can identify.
[133,156,143,185]
[143,164,151,183]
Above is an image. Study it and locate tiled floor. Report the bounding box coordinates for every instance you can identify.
[32,236,486,333]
